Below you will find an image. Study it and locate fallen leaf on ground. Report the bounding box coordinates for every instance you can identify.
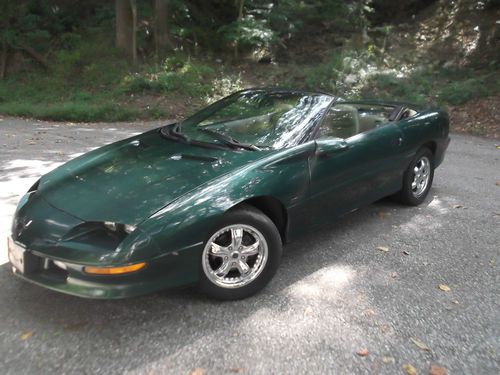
[356,348,369,357]
[402,250,410,255]
[188,369,206,375]
[496,181,500,187]
[451,300,459,304]
[20,330,34,340]
[390,272,398,278]
[403,363,417,375]
[63,322,87,331]
[438,284,451,292]
[229,368,245,373]
[429,365,447,375]
[377,210,391,218]
[304,306,313,315]
[382,356,395,364]
[376,246,389,252]
[363,308,375,317]
[411,338,432,352]
[379,324,390,333]
[452,204,463,209]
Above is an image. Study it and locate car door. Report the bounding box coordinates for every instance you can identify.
[305,102,406,226]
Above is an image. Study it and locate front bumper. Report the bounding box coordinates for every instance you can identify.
[9,240,202,299]
[10,193,203,298]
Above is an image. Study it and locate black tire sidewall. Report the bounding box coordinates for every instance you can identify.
[199,205,282,300]
[400,147,435,206]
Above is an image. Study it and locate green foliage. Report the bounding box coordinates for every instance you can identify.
[437,74,499,105]
[363,70,432,104]
[122,58,216,97]
[0,0,498,123]
[287,50,374,95]
[269,0,353,36]
[219,15,277,50]
[300,53,344,92]
[360,68,500,106]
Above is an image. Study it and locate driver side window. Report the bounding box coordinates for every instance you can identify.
[318,103,395,139]
[318,104,360,139]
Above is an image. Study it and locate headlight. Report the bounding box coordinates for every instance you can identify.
[28,179,40,193]
[104,222,136,234]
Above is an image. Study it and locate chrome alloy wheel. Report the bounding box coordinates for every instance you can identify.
[202,224,269,289]
[411,156,431,197]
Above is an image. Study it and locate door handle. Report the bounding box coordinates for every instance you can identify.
[316,144,349,157]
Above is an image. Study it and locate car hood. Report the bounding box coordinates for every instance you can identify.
[38,129,267,225]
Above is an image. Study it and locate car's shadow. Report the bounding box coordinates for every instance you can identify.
[0,195,434,372]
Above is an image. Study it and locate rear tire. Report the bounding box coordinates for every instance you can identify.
[199,204,282,300]
[396,147,434,206]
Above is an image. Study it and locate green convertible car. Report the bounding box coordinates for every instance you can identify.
[8,88,450,300]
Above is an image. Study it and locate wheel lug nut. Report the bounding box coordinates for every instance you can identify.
[224,256,228,260]
[241,256,245,260]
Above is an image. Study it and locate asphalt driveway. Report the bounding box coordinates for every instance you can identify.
[0,116,499,374]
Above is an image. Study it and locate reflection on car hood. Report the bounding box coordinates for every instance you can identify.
[38,129,266,225]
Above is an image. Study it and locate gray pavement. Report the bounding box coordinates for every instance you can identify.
[0,116,499,374]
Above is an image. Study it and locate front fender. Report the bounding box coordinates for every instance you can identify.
[135,141,315,261]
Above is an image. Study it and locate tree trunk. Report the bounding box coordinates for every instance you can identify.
[130,0,137,64]
[115,0,135,59]
[234,0,245,58]
[19,45,48,68]
[0,40,7,79]
[154,0,171,61]
[237,0,244,21]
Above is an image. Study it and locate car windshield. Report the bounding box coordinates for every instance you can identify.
[178,90,333,149]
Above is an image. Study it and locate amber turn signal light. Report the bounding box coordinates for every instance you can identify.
[84,262,146,275]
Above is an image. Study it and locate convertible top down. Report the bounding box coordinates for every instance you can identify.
[9,88,450,299]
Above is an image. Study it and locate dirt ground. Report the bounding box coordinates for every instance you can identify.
[449,96,500,139]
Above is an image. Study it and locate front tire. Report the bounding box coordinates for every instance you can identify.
[199,205,282,300]
[396,147,434,206]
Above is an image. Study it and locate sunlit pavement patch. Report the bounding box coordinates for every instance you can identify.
[0,118,160,265]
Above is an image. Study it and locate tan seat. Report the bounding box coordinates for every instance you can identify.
[320,104,360,139]
[358,114,386,133]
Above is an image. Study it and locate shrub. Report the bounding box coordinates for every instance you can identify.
[121,58,216,97]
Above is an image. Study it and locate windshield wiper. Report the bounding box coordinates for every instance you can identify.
[197,128,261,151]
[160,123,228,150]
[161,123,189,142]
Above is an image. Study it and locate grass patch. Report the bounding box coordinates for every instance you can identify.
[120,58,216,97]
[0,35,241,122]
[1,32,498,123]
[0,102,139,122]
[360,68,500,106]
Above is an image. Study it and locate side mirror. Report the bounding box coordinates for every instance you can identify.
[315,138,349,157]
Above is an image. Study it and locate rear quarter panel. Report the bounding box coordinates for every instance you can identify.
[397,108,449,168]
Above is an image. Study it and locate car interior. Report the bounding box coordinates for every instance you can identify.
[318,103,417,139]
